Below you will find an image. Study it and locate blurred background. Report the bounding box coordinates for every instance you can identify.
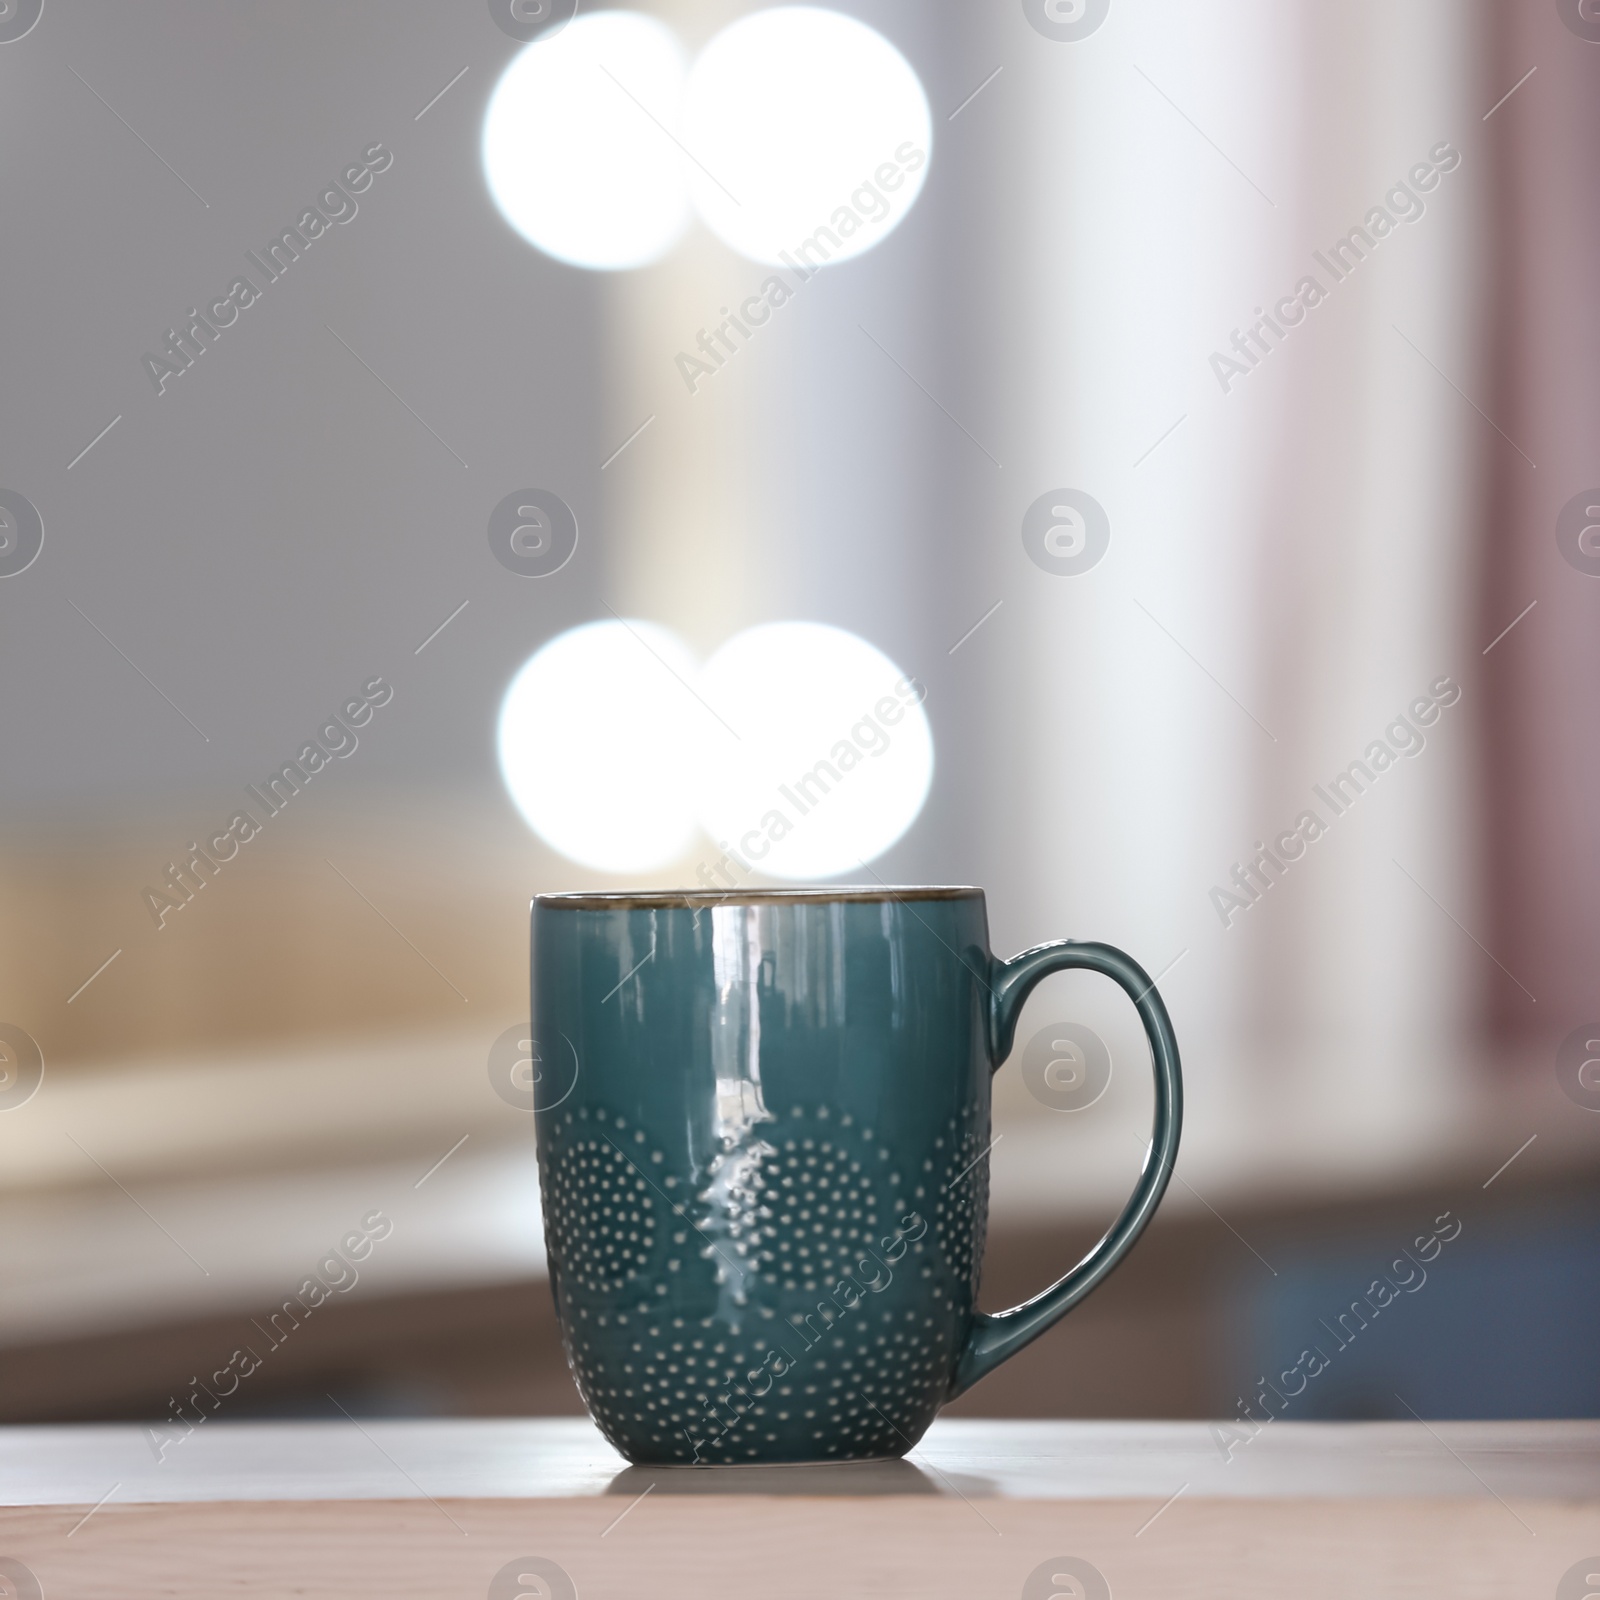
[0,0,1596,1428]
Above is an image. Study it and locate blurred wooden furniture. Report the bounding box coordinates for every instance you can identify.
[0,1418,1595,1598]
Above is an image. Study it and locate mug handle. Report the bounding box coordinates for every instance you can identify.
[948,939,1183,1397]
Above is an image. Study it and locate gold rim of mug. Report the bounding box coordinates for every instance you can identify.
[534,886,983,910]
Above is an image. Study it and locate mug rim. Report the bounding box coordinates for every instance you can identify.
[534,885,983,910]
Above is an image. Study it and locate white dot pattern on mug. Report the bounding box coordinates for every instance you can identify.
[933,1113,989,1301]
[751,1129,884,1292]
[540,1102,986,1462]
[566,1299,962,1462]
[539,1110,663,1292]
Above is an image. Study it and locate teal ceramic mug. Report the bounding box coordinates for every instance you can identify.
[531,886,1181,1465]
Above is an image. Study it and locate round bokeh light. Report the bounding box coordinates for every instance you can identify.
[695,621,933,880]
[481,10,691,271]
[681,6,932,265]
[497,619,701,871]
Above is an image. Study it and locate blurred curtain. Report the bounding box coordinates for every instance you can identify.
[987,0,1491,1149]
[1481,0,1600,1055]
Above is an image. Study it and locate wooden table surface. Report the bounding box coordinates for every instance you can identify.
[1,1417,1596,1597]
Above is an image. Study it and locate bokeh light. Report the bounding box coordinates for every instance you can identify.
[497,619,701,871]
[682,6,932,266]
[481,10,691,271]
[695,621,934,880]
[499,620,934,879]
